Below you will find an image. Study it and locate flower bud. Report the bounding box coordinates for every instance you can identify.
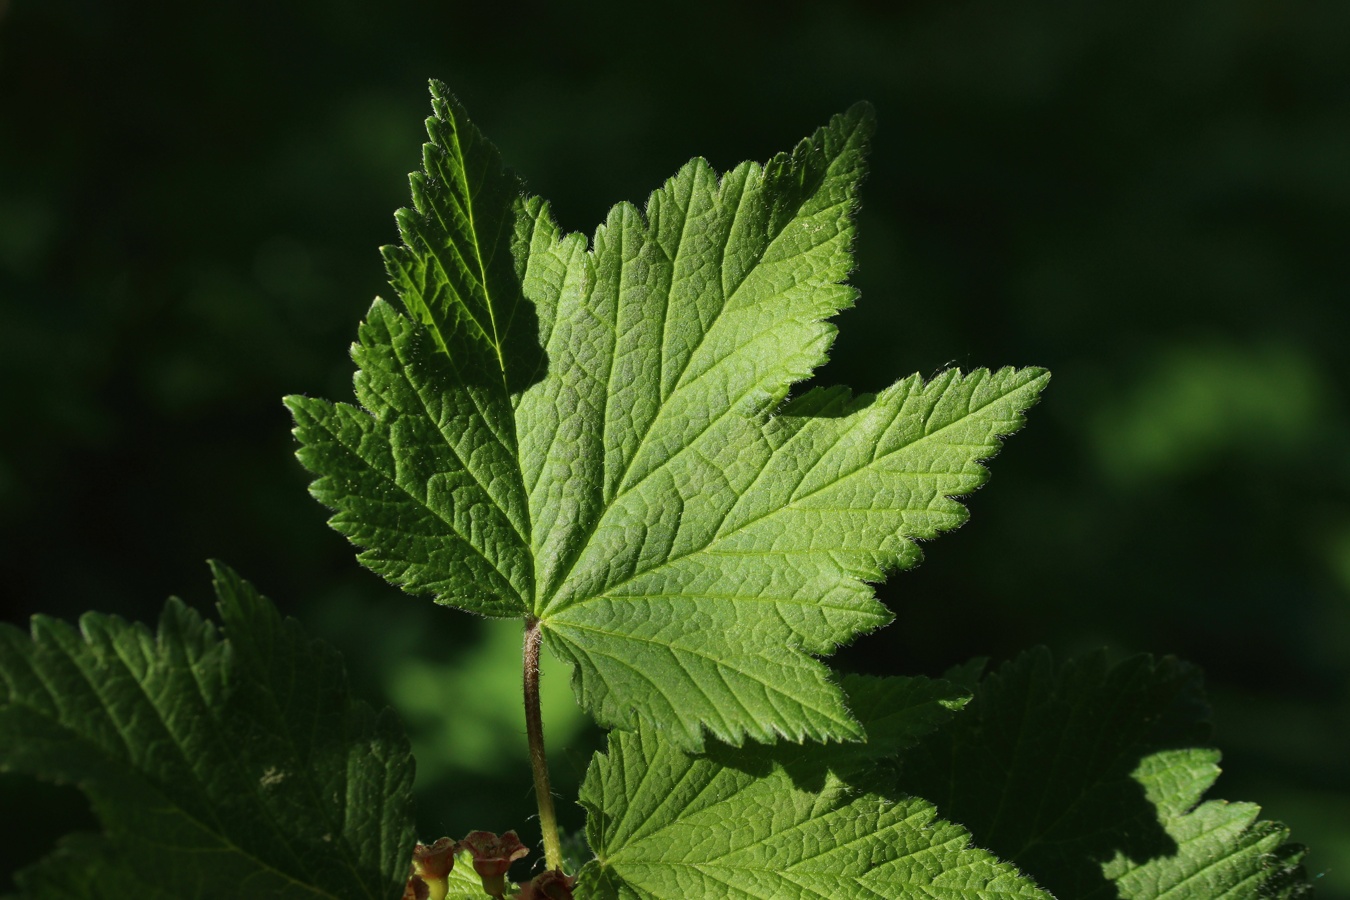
[514,869,576,900]
[458,830,530,898]
[410,837,455,900]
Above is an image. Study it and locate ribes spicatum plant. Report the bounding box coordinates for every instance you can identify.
[0,82,1314,899]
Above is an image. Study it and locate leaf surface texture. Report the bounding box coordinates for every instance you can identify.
[286,83,1049,749]
[0,564,415,899]
[897,649,1312,899]
[574,675,1050,899]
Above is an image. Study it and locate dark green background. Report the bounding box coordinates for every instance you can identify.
[3,0,1347,894]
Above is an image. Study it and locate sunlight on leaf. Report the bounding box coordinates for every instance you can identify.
[286,83,1049,751]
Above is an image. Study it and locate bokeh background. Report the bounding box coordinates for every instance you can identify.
[3,0,1348,894]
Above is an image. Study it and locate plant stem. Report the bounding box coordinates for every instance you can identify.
[523,617,564,871]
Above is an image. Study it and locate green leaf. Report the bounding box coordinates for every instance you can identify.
[442,849,510,899]
[0,563,415,899]
[897,649,1312,899]
[285,83,536,619]
[541,366,1047,751]
[574,674,1050,899]
[286,83,1049,750]
[692,671,972,783]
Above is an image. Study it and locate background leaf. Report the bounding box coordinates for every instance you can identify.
[575,674,1048,899]
[897,649,1312,899]
[0,564,415,899]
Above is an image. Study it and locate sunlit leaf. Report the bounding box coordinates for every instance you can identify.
[286,83,1048,751]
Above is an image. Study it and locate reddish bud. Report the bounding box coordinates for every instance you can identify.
[413,837,457,879]
[514,870,576,900]
[459,830,530,897]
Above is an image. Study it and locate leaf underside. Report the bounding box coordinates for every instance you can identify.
[0,564,415,900]
[897,649,1312,899]
[575,674,1051,900]
[286,81,1050,751]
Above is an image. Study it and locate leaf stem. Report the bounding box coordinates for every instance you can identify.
[523,617,564,871]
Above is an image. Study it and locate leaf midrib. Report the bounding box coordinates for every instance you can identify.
[448,110,509,387]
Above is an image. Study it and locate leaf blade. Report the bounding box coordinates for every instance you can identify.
[384,81,544,392]
[0,564,416,899]
[897,649,1312,899]
[289,90,1050,749]
[286,297,533,616]
[517,104,876,611]
[575,677,1049,900]
[286,82,538,617]
[543,367,1048,749]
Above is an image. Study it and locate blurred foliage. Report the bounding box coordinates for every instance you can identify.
[1,0,1347,895]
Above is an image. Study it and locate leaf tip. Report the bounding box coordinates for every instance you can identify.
[842,99,877,133]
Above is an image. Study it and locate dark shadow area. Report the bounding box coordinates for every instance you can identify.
[699,672,970,794]
[896,649,1216,898]
[0,775,96,890]
[694,653,1195,896]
